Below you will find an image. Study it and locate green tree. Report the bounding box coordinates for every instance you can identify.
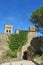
[8,31,28,57]
[30,37,42,56]
[30,6,43,32]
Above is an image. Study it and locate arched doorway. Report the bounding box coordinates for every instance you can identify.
[23,51,31,60]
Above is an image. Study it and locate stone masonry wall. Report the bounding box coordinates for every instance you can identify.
[0,34,9,55]
[21,31,37,59]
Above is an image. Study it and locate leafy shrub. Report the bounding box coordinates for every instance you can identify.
[7,31,28,57]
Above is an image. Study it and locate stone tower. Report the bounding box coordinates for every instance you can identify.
[21,26,37,59]
[4,24,13,34]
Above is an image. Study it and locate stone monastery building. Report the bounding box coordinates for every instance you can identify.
[0,24,37,59]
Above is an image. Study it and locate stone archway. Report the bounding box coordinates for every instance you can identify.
[23,51,31,60]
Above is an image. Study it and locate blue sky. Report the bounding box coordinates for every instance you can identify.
[0,0,43,36]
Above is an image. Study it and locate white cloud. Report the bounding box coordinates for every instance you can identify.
[3,17,15,20]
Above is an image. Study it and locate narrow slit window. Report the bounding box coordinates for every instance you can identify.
[6,30,8,32]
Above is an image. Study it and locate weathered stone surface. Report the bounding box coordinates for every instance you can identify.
[0,26,37,59]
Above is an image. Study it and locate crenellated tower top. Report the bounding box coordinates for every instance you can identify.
[4,24,13,34]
